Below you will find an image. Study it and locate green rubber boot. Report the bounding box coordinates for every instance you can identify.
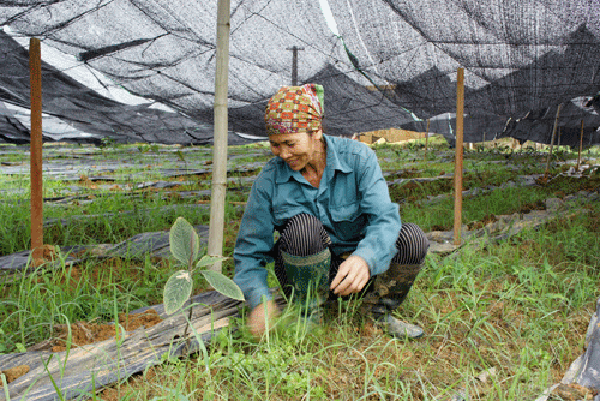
[366,262,425,339]
[281,248,331,321]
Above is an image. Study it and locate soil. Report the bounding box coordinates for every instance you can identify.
[0,365,30,385]
[52,309,162,352]
[549,383,599,401]
[24,309,163,354]
[0,309,162,388]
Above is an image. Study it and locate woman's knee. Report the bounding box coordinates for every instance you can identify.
[279,213,331,256]
[393,222,429,264]
[275,214,332,297]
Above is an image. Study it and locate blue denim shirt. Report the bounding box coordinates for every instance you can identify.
[233,135,401,309]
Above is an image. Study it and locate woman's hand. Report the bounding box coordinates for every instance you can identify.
[247,300,279,338]
[330,255,370,296]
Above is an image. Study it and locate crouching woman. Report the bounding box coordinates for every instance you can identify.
[233,84,429,339]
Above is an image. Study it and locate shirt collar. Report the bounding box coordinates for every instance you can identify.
[323,134,353,174]
[274,158,295,183]
[274,134,352,184]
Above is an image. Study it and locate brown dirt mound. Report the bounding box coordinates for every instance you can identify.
[50,309,162,352]
[550,383,598,400]
[0,365,30,386]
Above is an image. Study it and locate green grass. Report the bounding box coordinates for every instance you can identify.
[0,142,599,400]
[398,179,595,232]
[0,141,263,256]
[77,208,599,400]
[0,195,213,256]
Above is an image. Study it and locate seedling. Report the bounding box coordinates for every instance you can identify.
[163,217,244,347]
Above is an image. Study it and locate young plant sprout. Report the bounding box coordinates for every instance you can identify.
[163,216,244,317]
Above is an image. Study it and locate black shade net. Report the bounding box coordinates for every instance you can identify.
[0,0,599,145]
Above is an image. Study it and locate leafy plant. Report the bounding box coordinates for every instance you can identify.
[163,216,244,316]
[163,216,244,354]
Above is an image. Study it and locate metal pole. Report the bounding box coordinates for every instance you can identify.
[424,119,430,162]
[287,46,304,86]
[208,0,231,272]
[544,103,563,179]
[29,37,44,264]
[577,119,583,170]
[454,68,464,246]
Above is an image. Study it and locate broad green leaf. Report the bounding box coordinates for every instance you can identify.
[169,217,199,267]
[163,270,193,315]
[200,270,245,301]
[196,255,228,270]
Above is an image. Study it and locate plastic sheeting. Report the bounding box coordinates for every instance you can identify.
[0,0,599,144]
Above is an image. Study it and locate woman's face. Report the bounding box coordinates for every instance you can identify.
[268,130,323,171]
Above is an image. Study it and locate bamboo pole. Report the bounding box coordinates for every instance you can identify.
[29,37,44,264]
[208,0,231,272]
[424,119,430,162]
[454,68,464,246]
[544,103,563,179]
[577,119,583,170]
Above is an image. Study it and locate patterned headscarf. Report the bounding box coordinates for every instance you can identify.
[265,84,324,135]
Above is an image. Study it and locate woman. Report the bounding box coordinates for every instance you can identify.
[233,84,429,338]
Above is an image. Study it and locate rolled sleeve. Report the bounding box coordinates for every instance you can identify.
[233,174,275,310]
[352,150,401,276]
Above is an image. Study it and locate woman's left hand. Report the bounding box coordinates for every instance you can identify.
[330,255,370,296]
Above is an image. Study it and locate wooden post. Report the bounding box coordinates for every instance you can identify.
[544,103,562,179]
[424,119,430,162]
[29,37,44,264]
[577,119,583,170]
[208,0,231,272]
[454,68,464,246]
[287,46,304,86]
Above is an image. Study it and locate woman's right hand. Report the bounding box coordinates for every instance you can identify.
[247,300,279,338]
